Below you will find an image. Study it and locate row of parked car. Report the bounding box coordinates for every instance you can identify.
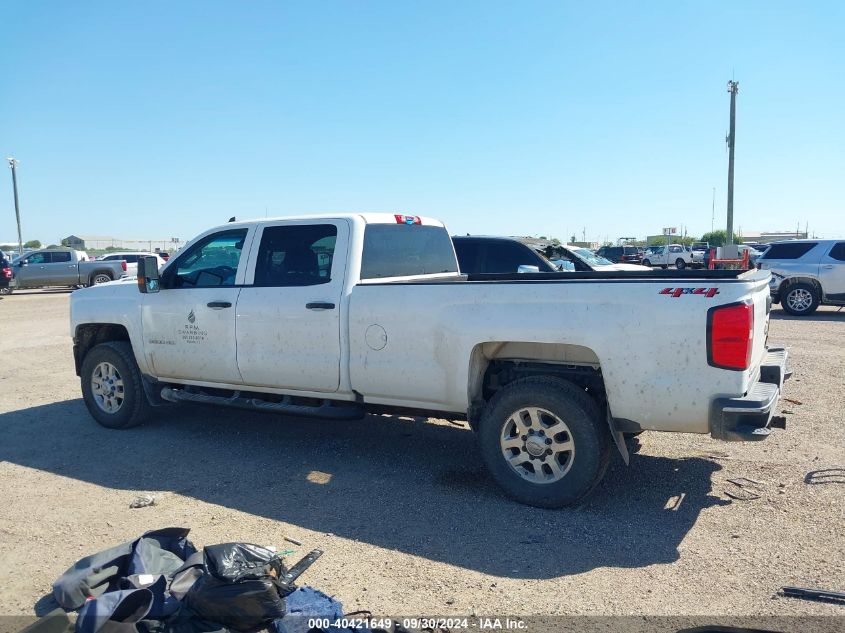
[452,235,845,317]
[0,249,168,294]
[2,234,843,318]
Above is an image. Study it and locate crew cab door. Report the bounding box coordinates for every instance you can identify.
[45,250,80,284]
[140,228,252,384]
[14,251,49,286]
[819,241,845,298]
[236,220,348,392]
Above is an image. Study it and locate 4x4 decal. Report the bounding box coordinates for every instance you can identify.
[660,287,720,298]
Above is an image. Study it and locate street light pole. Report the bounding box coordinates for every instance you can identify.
[7,158,24,257]
[725,81,739,246]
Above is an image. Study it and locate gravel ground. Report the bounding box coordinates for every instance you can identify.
[0,289,843,623]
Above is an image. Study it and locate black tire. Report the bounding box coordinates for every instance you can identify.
[675,258,686,270]
[781,282,820,316]
[477,376,611,508]
[642,259,651,267]
[80,341,151,429]
[0,287,12,295]
[90,272,113,285]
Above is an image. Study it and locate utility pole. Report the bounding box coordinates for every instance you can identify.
[7,158,23,257]
[725,81,739,247]
[711,187,715,233]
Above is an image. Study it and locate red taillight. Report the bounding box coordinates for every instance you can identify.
[2,267,10,279]
[122,261,127,271]
[394,214,422,225]
[707,302,754,370]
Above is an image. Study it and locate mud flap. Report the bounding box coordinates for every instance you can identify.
[607,408,630,465]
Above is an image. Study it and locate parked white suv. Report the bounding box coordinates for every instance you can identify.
[759,239,845,316]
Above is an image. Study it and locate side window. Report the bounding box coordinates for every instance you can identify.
[123,255,139,264]
[669,245,682,253]
[27,253,49,264]
[453,240,480,274]
[52,251,72,262]
[761,242,818,260]
[166,230,248,289]
[483,241,537,273]
[253,224,337,287]
[828,243,845,261]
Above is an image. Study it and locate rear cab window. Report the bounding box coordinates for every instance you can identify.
[360,222,458,280]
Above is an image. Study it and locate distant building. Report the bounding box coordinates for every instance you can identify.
[739,230,808,244]
[62,235,184,252]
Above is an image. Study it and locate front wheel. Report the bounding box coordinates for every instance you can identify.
[477,376,611,508]
[81,341,151,429]
[782,283,820,316]
[675,258,686,270]
[642,259,651,267]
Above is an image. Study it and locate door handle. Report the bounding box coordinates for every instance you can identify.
[207,301,232,309]
[306,302,335,310]
[822,264,834,269]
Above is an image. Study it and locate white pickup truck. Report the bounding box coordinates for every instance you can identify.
[642,244,697,269]
[70,213,790,507]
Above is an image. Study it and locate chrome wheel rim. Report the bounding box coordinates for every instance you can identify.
[500,407,575,484]
[91,361,125,413]
[786,288,812,312]
[93,274,111,285]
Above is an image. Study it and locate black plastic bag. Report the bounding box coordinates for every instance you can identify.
[183,544,287,632]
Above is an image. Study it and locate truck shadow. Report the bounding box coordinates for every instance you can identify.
[0,400,727,579]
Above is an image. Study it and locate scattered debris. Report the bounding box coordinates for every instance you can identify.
[804,468,845,485]
[783,397,803,405]
[724,477,765,501]
[129,495,155,509]
[780,586,845,604]
[284,536,303,546]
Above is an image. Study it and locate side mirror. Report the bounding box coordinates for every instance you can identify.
[517,265,540,274]
[19,260,27,267]
[137,255,161,294]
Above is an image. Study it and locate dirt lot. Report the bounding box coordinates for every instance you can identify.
[0,289,843,622]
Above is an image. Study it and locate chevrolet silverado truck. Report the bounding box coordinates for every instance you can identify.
[69,213,790,507]
[11,248,127,290]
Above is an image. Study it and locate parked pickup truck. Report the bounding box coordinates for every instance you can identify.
[642,244,696,269]
[11,248,127,290]
[69,213,791,507]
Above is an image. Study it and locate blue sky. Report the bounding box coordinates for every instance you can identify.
[1,1,843,245]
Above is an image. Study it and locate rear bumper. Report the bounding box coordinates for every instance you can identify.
[709,347,792,441]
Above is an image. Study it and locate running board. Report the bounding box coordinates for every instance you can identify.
[160,386,365,420]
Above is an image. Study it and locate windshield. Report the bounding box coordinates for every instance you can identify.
[571,248,614,267]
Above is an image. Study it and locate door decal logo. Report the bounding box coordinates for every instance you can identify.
[179,310,207,344]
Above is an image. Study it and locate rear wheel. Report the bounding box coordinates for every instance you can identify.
[0,287,11,295]
[675,258,686,270]
[81,341,151,429]
[782,283,819,316]
[91,273,113,285]
[477,376,611,508]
